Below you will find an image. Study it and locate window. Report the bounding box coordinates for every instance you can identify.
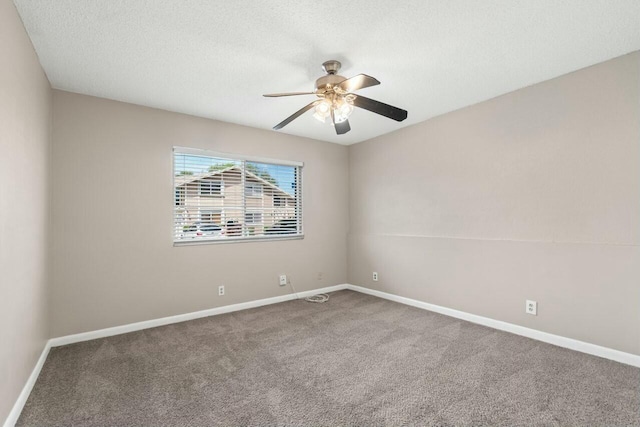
[245,211,263,225]
[175,188,185,206]
[200,209,222,225]
[173,147,303,244]
[199,179,222,196]
[245,183,263,197]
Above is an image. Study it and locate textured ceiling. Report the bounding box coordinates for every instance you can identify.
[13,0,640,145]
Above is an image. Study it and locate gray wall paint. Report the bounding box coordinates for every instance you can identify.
[348,52,640,355]
[51,90,349,337]
[0,0,51,422]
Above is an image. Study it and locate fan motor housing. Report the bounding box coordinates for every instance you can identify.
[315,74,346,92]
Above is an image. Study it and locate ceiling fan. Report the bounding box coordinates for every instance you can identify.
[264,60,408,135]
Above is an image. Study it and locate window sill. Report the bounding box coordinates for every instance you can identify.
[173,234,304,246]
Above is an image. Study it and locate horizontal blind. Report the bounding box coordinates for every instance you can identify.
[173,148,302,243]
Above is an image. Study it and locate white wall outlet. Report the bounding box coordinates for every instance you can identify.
[218,285,225,296]
[373,272,379,281]
[279,275,287,286]
[317,272,323,281]
[526,300,537,315]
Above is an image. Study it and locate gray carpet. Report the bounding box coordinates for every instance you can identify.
[17,290,640,426]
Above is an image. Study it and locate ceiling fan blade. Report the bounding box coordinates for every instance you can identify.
[330,108,351,135]
[263,92,316,97]
[339,74,380,92]
[351,94,408,122]
[335,119,351,135]
[273,101,320,130]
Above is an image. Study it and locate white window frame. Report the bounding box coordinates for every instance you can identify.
[173,147,303,245]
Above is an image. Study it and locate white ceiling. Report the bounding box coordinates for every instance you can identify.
[13,0,640,145]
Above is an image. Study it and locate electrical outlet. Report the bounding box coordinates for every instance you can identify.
[279,275,287,286]
[373,272,379,281]
[218,285,225,296]
[526,300,537,315]
[317,272,323,280]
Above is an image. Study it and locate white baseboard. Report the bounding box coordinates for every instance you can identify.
[346,284,640,368]
[6,282,639,427]
[4,284,348,427]
[47,282,640,367]
[49,284,349,347]
[3,342,51,427]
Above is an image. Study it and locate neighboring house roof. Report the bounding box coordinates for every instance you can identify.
[175,166,295,199]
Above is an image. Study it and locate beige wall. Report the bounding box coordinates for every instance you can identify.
[51,90,349,337]
[348,52,640,355]
[0,0,51,422]
[2,0,637,418]
[3,9,638,418]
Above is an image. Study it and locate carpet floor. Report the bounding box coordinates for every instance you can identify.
[17,290,640,426]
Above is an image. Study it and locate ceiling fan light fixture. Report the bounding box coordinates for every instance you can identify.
[334,98,354,123]
[313,99,332,122]
[264,60,407,134]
